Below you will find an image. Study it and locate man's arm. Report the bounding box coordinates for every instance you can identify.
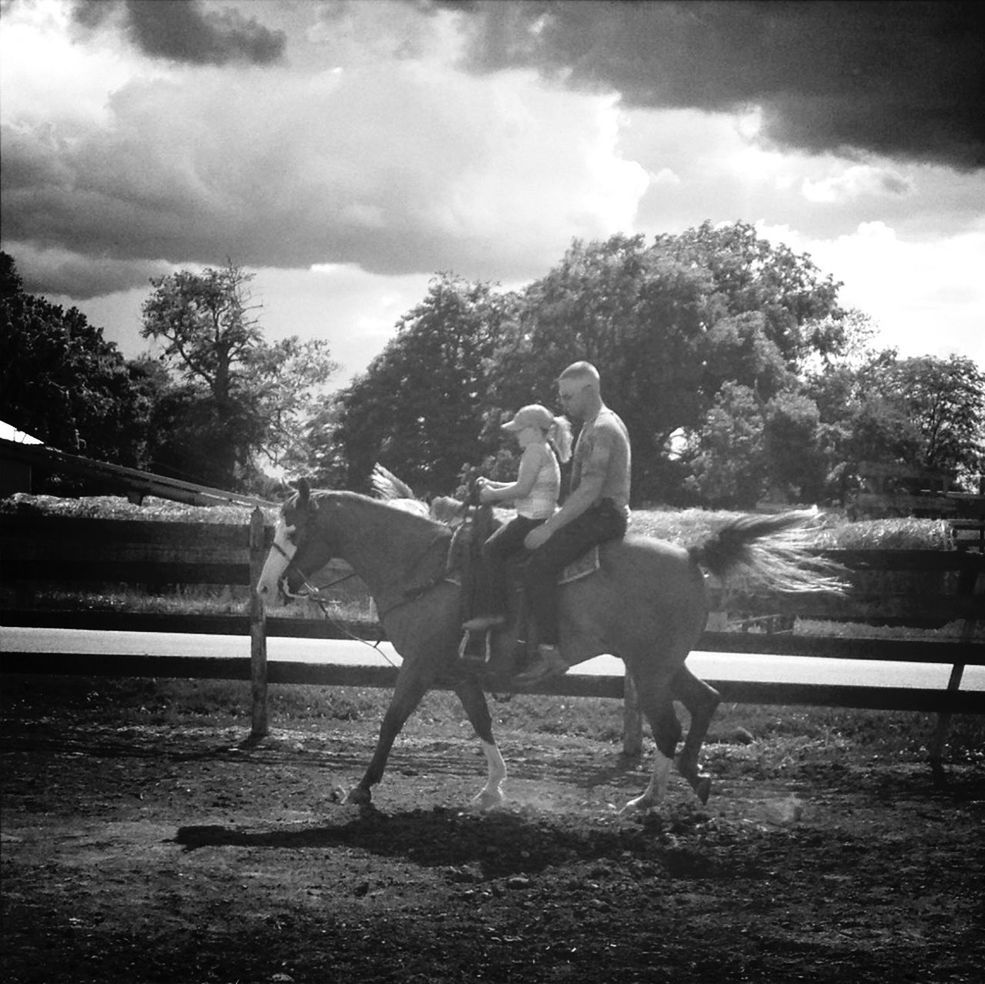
[523,431,613,547]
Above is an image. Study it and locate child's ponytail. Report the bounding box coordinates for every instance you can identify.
[549,416,573,463]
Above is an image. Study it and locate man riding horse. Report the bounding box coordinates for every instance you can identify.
[507,361,632,685]
[258,434,842,811]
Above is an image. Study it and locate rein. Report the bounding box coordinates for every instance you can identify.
[274,522,462,663]
[391,524,466,606]
[272,539,391,659]
[270,539,360,599]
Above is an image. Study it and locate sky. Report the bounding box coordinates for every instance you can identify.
[2,0,984,387]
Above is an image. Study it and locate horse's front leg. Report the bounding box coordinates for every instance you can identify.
[346,658,437,807]
[454,677,507,811]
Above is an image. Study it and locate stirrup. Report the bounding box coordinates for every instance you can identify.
[458,627,493,664]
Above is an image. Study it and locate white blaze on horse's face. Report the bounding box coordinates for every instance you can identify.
[256,514,298,605]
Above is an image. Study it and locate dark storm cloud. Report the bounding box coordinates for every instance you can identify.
[439,0,985,170]
[74,0,286,65]
[11,245,171,300]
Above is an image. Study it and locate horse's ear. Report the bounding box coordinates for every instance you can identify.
[296,477,311,504]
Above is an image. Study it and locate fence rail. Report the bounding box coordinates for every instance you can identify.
[2,651,983,716]
[3,510,983,756]
[3,609,983,666]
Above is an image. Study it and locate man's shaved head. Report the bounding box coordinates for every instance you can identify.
[558,361,600,389]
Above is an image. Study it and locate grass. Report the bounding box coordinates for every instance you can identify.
[0,492,275,525]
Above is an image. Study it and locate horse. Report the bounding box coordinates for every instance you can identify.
[256,482,843,814]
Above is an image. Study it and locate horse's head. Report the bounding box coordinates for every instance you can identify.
[256,479,336,607]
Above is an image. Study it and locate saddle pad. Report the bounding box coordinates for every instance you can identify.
[559,545,600,585]
[445,546,600,588]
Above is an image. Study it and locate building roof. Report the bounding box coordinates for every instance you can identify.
[0,419,43,445]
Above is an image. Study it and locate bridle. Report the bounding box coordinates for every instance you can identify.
[266,517,458,664]
[269,535,358,602]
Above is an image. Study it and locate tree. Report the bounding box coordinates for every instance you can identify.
[142,262,338,489]
[487,226,845,503]
[0,252,149,466]
[242,336,341,476]
[484,236,719,501]
[1,251,23,300]
[142,263,262,485]
[653,220,845,366]
[762,390,826,503]
[700,311,795,402]
[325,275,517,495]
[806,350,985,497]
[888,355,985,485]
[684,383,767,508]
[309,224,857,506]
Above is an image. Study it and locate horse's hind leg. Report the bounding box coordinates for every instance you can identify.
[620,665,682,815]
[454,677,507,811]
[672,664,720,805]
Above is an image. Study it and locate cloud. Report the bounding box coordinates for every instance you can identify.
[73,0,286,65]
[1,51,647,290]
[756,219,985,364]
[801,165,913,204]
[444,0,985,171]
[6,241,175,298]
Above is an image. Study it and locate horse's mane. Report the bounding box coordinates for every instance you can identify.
[367,463,469,528]
[370,463,416,501]
[317,488,451,537]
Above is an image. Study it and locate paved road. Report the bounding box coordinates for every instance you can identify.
[3,626,982,691]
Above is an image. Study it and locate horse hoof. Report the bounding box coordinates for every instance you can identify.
[346,786,372,807]
[470,789,504,812]
[618,795,651,816]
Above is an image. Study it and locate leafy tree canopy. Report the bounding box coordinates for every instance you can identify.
[810,352,985,492]
[486,225,845,502]
[653,220,845,365]
[142,262,338,490]
[139,224,978,510]
[317,224,854,504]
[0,252,149,466]
[324,275,518,495]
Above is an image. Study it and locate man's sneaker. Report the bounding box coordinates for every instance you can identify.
[513,644,568,686]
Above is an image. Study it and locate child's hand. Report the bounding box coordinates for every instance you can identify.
[478,483,496,504]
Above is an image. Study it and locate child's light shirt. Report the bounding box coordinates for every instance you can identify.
[516,443,560,519]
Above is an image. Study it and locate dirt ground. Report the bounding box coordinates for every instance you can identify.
[2,676,984,984]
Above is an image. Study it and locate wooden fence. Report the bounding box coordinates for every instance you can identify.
[2,509,983,764]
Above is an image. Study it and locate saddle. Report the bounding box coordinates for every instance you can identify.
[454,506,601,672]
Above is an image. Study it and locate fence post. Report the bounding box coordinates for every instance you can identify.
[929,660,965,783]
[929,556,982,781]
[248,507,268,742]
[622,672,643,758]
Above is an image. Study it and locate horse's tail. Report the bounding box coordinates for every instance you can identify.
[688,508,847,594]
